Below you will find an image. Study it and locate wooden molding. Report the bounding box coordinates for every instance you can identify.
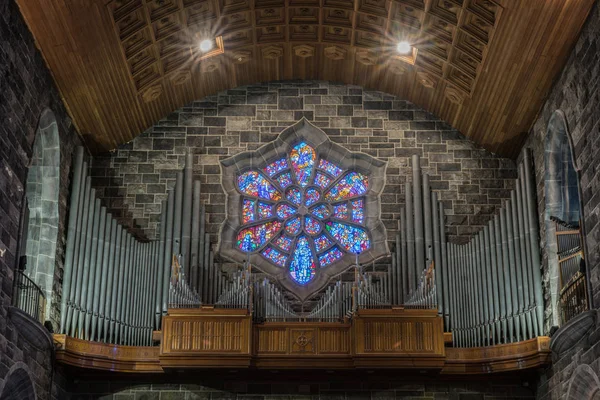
[54,310,551,374]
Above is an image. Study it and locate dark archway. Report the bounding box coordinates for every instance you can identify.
[0,364,37,400]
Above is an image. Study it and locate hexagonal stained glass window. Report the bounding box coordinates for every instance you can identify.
[219,119,388,299]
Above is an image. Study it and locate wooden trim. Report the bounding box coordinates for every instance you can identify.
[53,334,162,373]
[442,336,551,374]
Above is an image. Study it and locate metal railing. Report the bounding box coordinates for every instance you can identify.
[559,272,588,325]
[13,270,46,324]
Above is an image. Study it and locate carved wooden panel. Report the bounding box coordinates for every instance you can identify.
[353,309,445,359]
[160,308,252,368]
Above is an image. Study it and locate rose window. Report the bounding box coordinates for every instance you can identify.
[220,120,387,298]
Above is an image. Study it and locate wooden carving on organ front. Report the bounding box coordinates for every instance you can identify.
[219,119,388,301]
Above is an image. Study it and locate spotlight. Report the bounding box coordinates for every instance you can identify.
[397,41,411,54]
[200,39,213,52]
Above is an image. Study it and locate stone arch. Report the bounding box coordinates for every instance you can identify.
[566,364,600,400]
[544,110,584,326]
[0,363,37,400]
[23,108,60,320]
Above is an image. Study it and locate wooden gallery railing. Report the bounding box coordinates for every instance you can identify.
[553,217,589,325]
[13,269,46,324]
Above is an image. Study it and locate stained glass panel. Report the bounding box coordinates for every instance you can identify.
[264,158,288,177]
[304,216,321,235]
[276,172,293,189]
[242,199,255,224]
[238,171,282,201]
[318,246,344,267]
[237,221,283,252]
[273,235,293,251]
[314,172,332,189]
[318,159,342,177]
[351,199,365,224]
[310,204,330,219]
[258,202,273,219]
[314,234,332,252]
[304,187,320,207]
[276,204,297,220]
[262,246,287,267]
[289,236,316,284]
[285,216,301,235]
[333,203,348,219]
[286,187,302,206]
[290,142,316,187]
[325,221,370,254]
[325,172,368,202]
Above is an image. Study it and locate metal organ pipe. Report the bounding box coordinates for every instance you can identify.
[412,155,425,290]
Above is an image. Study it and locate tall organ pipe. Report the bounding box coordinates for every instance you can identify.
[107,224,122,343]
[423,174,433,261]
[173,172,184,258]
[65,167,89,336]
[163,191,175,314]
[412,155,425,287]
[203,233,210,303]
[524,149,544,335]
[431,192,442,316]
[405,183,415,294]
[439,202,449,329]
[157,203,167,324]
[60,147,84,333]
[182,153,193,278]
[515,182,533,338]
[93,211,111,341]
[198,205,206,292]
[191,182,201,294]
[77,195,99,339]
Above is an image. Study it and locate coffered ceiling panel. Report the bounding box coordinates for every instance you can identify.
[15,0,595,158]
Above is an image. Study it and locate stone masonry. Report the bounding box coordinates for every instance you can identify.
[91,81,518,248]
[0,0,82,398]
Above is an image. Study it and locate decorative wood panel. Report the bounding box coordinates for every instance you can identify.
[15,0,596,157]
[353,308,446,368]
[160,307,252,368]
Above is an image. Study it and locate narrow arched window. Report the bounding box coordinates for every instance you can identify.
[21,109,60,322]
[544,110,587,325]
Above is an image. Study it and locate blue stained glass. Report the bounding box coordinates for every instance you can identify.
[310,204,330,219]
[325,221,370,254]
[290,142,316,187]
[314,234,332,252]
[318,159,342,177]
[285,217,301,235]
[242,199,255,224]
[333,203,348,219]
[238,171,282,201]
[258,202,273,219]
[304,216,321,235]
[262,246,287,267]
[289,236,316,284]
[286,187,302,206]
[304,188,320,207]
[351,199,365,224]
[273,235,293,251]
[324,172,368,202]
[264,158,288,177]
[276,172,293,189]
[314,172,331,189]
[318,246,343,266]
[277,204,297,219]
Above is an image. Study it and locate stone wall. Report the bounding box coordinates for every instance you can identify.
[0,0,82,398]
[68,371,537,399]
[522,0,600,327]
[91,81,518,247]
[522,1,600,398]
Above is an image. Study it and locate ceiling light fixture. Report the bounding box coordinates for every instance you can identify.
[200,39,213,52]
[397,41,412,54]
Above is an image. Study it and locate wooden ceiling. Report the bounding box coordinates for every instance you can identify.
[16,0,594,158]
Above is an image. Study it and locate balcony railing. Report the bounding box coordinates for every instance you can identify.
[13,270,46,324]
[559,271,588,325]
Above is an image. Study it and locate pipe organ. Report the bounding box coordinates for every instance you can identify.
[59,145,545,353]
